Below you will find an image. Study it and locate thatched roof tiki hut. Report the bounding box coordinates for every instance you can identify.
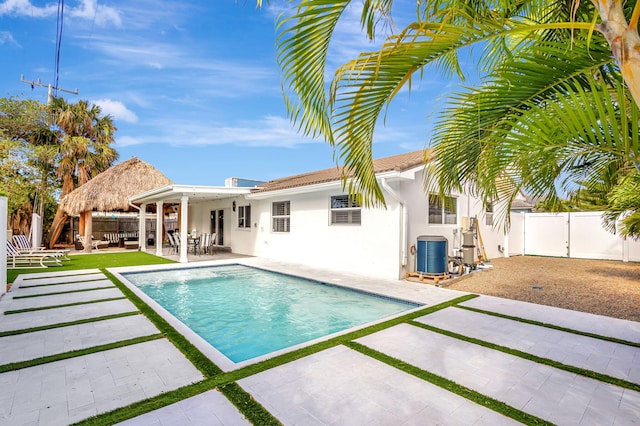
[59,157,173,252]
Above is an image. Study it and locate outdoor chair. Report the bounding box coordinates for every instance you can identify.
[6,240,64,268]
[167,232,178,255]
[208,233,217,254]
[199,233,210,255]
[76,235,109,250]
[12,235,71,260]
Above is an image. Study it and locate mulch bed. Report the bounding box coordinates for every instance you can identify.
[443,256,640,322]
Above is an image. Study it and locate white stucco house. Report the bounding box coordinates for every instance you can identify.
[130,150,508,279]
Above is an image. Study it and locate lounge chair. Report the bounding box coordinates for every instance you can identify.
[6,241,64,268]
[12,235,71,261]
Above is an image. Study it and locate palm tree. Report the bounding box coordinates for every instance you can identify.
[48,98,118,248]
[272,0,640,236]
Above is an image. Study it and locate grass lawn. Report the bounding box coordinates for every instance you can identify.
[7,251,176,284]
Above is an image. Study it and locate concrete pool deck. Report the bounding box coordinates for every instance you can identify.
[1,259,639,425]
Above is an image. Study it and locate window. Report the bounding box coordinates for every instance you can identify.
[272,201,290,232]
[330,195,361,225]
[238,205,251,229]
[485,203,494,226]
[428,194,457,224]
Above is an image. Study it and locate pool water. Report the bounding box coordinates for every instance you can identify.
[123,264,417,363]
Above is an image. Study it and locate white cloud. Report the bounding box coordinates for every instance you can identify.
[0,0,57,18]
[118,115,320,148]
[68,0,122,27]
[92,98,138,123]
[116,135,143,147]
[0,31,20,46]
[0,0,121,26]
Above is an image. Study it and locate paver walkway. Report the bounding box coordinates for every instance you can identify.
[239,345,518,425]
[3,263,640,425]
[116,389,251,426]
[417,307,640,384]
[460,295,640,343]
[0,271,205,426]
[356,323,640,425]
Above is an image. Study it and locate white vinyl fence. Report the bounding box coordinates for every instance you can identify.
[509,211,640,262]
[1,196,7,296]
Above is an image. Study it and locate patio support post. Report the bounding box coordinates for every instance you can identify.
[139,203,147,252]
[179,196,189,263]
[155,201,163,257]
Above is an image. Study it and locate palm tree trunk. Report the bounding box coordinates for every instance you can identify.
[47,209,68,249]
[595,0,640,109]
[48,174,76,248]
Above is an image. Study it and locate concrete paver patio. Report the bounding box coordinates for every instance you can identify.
[2,260,639,425]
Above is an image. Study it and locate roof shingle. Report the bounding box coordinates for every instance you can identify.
[252,150,427,193]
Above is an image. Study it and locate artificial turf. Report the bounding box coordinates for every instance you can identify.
[6,251,175,283]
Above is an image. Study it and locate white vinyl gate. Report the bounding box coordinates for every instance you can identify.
[509,211,640,262]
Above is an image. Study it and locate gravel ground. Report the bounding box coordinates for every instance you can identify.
[444,256,640,322]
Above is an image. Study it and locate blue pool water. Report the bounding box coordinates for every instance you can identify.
[123,264,417,363]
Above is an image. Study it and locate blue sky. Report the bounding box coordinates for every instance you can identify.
[1,0,457,186]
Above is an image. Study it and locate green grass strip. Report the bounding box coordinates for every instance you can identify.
[0,334,164,373]
[218,382,282,426]
[457,305,640,348]
[409,320,640,393]
[346,341,552,426]
[19,278,108,288]
[0,311,140,337]
[12,286,115,299]
[4,297,127,314]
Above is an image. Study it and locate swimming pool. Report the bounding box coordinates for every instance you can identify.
[121,264,418,366]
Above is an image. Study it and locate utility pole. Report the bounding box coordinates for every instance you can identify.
[19,75,78,222]
[20,74,78,105]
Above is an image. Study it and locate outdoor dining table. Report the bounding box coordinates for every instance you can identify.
[188,237,199,255]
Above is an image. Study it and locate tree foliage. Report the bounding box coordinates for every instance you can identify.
[271,0,640,237]
[1,96,119,245]
[48,97,119,247]
[0,97,59,236]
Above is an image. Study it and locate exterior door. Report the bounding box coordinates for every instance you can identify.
[211,210,224,245]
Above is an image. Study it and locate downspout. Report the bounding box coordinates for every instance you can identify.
[381,178,408,266]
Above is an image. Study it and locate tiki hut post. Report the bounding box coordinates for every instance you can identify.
[59,158,173,252]
[83,210,93,253]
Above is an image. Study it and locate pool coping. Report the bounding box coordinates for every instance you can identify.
[108,258,428,372]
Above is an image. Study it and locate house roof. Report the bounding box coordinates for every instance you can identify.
[60,157,173,215]
[129,184,252,205]
[251,150,428,194]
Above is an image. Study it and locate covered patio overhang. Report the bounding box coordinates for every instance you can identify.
[129,184,252,263]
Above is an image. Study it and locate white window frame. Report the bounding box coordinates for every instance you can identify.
[485,202,494,226]
[330,195,361,225]
[272,201,290,233]
[238,205,251,229]
[428,194,457,225]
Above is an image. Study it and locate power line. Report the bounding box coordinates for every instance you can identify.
[21,0,78,105]
[54,0,65,95]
